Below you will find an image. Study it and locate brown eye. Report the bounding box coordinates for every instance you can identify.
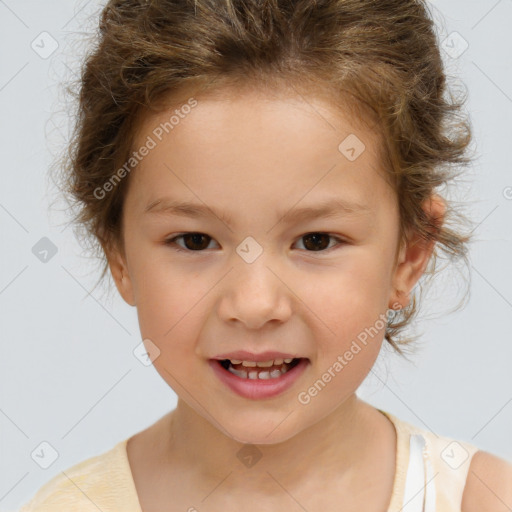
[296,233,343,252]
[165,233,215,251]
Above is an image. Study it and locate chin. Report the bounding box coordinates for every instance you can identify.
[218,416,301,446]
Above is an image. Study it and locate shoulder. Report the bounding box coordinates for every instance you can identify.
[18,441,128,512]
[461,450,512,512]
[18,470,100,512]
[381,411,511,510]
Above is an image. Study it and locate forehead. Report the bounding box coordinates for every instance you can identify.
[127,86,394,219]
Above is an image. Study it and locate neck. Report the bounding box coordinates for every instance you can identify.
[161,394,381,494]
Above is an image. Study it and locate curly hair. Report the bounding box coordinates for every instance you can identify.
[52,0,476,357]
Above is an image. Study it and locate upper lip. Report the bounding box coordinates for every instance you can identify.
[212,350,304,362]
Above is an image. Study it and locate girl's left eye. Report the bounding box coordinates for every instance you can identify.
[294,233,345,252]
[164,232,346,253]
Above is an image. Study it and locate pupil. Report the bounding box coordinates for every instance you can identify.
[184,233,210,250]
[304,233,329,251]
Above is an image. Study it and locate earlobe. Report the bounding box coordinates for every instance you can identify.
[106,246,136,307]
[389,194,446,309]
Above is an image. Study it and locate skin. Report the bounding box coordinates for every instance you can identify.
[106,83,450,510]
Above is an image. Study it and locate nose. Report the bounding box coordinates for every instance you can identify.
[217,253,293,330]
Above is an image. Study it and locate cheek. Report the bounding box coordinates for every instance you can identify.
[301,307,386,409]
[301,256,391,320]
[132,262,207,341]
[300,258,390,365]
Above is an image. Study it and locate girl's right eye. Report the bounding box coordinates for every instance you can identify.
[164,233,217,252]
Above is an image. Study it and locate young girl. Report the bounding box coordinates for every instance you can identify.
[19,0,512,511]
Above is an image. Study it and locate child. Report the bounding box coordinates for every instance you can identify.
[19,0,512,511]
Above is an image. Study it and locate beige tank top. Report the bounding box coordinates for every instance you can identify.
[379,409,479,511]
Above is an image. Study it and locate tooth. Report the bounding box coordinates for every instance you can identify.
[248,371,259,379]
[256,360,274,367]
[273,359,284,365]
[242,361,257,367]
[230,359,242,364]
[258,371,270,379]
[270,369,281,378]
[228,367,247,378]
[284,358,293,363]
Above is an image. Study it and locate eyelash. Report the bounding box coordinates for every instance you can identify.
[163,232,347,254]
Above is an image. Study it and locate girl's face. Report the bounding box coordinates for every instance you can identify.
[109,85,433,444]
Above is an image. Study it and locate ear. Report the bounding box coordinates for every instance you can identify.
[105,242,136,307]
[389,194,446,310]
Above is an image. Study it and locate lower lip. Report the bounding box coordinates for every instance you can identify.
[208,358,309,400]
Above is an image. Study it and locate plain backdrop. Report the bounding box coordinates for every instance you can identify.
[1,0,511,510]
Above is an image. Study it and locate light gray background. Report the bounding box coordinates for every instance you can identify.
[1,1,511,510]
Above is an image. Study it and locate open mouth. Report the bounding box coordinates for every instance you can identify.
[209,356,310,399]
[217,357,303,380]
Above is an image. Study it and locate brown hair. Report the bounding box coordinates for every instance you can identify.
[52,0,475,357]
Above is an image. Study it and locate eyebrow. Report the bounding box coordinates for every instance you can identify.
[143,197,371,227]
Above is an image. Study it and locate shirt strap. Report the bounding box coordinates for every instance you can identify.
[402,434,437,512]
